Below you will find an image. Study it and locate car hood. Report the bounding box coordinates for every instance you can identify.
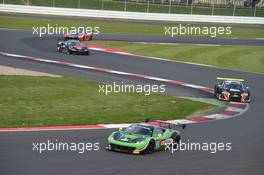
[72,45,87,49]
[113,132,148,143]
[228,88,242,93]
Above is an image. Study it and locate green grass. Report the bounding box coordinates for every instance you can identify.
[90,41,264,74]
[4,0,264,17]
[1,15,264,39]
[0,76,214,128]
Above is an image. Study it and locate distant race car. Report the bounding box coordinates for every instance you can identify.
[57,39,90,55]
[64,29,93,41]
[214,77,251,103]
[106,120,185,154]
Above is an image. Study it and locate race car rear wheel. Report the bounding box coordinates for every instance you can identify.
[144,140,155,154]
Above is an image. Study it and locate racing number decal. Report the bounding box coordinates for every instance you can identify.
[160,138,173,147]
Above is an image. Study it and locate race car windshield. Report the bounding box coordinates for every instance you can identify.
[78,29,85,34]
[69,30,77,35]
[68,41,83,46]
[224,83,244,91]
[123,125,153,136]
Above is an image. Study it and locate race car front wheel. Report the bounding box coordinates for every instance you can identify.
[144,140,155,154]
[57,46,61,52]
[66,49,71,55]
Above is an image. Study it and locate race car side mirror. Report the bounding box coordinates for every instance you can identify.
[119,128,123,131]
[145,118,150,122]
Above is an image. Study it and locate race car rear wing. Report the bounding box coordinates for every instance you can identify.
[144,119,186,129]
[216,77,244,82]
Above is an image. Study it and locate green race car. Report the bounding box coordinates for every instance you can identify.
[106,120,185,154]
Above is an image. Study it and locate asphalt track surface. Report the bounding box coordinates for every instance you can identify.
[0,29,264,175]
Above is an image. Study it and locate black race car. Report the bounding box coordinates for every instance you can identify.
[57,40,90,55]
[214,77,251,103]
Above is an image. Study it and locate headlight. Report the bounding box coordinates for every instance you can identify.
[108,135,114,141]
[132,138,145,144]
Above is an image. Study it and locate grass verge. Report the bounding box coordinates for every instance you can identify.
[90,41,264,74]
[0,76,214,128]
[0,15,264,39]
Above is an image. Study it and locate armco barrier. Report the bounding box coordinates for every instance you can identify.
[0,4,264,24]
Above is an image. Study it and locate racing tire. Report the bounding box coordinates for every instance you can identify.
[66,49,71,55]
[144,140,155,154]
[57,46,61,52]
[214,91,218,98]
[216,93,220,99]
[215,92,221,100]
[214,85,222,99]
[171,133,181,149]
[214,86,219,98]
[247,91,251,103]
[245,95,251,103]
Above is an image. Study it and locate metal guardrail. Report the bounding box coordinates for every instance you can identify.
[0,4,263,24]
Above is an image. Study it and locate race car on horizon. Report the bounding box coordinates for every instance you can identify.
[57,39,90,55]
[214,77,251,103]
[64,29,93,41]
[106,120,185,155]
